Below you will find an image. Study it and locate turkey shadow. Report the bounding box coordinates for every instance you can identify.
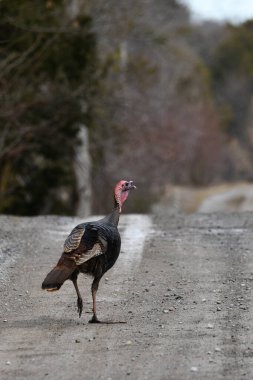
[89,320,127,325]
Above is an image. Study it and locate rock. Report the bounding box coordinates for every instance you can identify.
[190,366,198,372]
[207,323,214,329]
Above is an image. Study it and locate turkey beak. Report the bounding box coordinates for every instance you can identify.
[128,181,136,190]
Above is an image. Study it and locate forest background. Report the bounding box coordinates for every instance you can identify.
[1,0,253,215]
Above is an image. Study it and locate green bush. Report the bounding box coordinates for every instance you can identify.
[0,1,98,215]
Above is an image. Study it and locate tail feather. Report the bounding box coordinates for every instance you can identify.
[42,263,76,291]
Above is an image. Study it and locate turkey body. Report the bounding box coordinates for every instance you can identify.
[42,180,135,323]
[70,219,121,281]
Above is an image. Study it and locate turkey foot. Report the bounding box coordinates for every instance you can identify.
[89,315,101,323]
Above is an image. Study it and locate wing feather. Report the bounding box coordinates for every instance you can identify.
[64,225,85,253]
[75,242,103,264]
[63,223,108,265]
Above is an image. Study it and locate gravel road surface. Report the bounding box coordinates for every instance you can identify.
[1,212,253,380]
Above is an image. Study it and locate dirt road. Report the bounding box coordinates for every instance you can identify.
[1,212,253,380]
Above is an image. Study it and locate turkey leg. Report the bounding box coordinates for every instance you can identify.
[71,272,83,318]
[89,277,101,323]
[89,276,127,324]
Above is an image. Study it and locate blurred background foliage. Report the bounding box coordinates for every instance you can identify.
[0,0,98,215]
[0,0,253,215]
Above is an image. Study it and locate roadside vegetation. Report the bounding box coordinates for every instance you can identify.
[0,1,253,215]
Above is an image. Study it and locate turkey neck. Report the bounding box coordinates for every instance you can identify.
[105,199,120,226]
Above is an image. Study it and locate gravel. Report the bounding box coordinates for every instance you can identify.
[1,212,253,380]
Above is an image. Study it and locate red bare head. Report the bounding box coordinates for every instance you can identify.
[114,180,136,212]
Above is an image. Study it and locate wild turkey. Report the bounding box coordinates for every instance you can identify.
[42,180,136,323]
